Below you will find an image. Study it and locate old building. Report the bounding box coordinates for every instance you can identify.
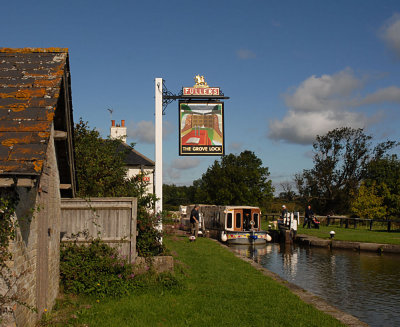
[110,119,155,195]
[0,48,76,326]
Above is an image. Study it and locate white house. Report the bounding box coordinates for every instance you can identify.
[110,120,155,195]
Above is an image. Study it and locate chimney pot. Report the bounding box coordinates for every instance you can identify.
[121,120,125,127]
[111,120,115,127]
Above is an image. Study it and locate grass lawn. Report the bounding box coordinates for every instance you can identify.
[296,225,400,245]
[262,219,400,245]
[42,235,345,327]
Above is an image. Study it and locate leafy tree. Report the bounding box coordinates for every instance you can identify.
[194,151,274,207]
[163,184,196,211]
[74,119,163,255]
[295,127,397,214]
[363,155,400,218]
[278,181,297,201]
[75,119,132,197]
[350,182,387,219]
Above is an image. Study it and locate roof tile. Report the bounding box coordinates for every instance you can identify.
[0,48,68,176]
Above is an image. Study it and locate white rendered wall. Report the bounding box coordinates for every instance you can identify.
[126,167,154,195]
[110,126,127,143]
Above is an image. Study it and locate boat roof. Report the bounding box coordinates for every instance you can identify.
[222,205,260,210]
[188,204,260,210]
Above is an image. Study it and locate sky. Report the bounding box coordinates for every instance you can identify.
[3,0,400,193]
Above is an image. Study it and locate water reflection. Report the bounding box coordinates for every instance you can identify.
[231,244,271,261]
[230,243,400,327]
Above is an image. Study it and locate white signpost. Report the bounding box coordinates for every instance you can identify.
[154,76,227,236]
[155,78,163,232]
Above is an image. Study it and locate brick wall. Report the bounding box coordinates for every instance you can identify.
[0,127,62,326]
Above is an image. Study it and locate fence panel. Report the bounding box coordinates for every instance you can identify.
[60,197,137,261]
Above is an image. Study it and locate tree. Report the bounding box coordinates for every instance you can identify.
[74,119,162,256]
[163,184,196,210]
[295,127,397,214]
[75,119,132,197]
[193,151,274,208]
[278,181,297,201]
[363,155,400,218]
[350,182,387,219]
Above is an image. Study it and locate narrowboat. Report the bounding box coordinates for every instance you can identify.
[180,204,272,245]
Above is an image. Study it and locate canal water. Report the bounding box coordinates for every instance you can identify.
[231,243,400,327]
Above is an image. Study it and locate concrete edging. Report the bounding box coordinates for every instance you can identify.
[296,234,400,254]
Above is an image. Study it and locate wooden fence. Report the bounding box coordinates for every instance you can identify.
[326,216,400,232]
[264,213,400,232]
[60,197,137,261]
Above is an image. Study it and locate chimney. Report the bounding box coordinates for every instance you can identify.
[110,118,127,143]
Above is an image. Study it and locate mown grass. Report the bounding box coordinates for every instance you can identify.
[262,219,400,245]
[297,225,400,244]
[42,235,345,327]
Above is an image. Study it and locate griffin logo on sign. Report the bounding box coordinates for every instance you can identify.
[194,75,209,88]
[183,75,220,96]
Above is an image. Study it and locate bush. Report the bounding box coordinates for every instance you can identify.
[60,239,179,298]
[60,240,136,298]
[136,210,165,257]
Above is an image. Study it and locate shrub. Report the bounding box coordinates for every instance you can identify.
[60,239,179,298]
[60,240,136,298]
[136,210,165,257]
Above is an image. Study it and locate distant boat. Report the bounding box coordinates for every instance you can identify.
[180,205,272,245]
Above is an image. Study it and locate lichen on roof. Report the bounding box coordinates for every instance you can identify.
[0,47,68,53]
[0,48,69,175]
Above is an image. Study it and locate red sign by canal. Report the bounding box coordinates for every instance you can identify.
[183,87,220,96]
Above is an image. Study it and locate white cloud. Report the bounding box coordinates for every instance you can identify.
[165,167,181,181]
[268,69,369,144]
[361,86,400,104]
[171,157,200,170]
[127,121,154,143]
[380,13,400,59]
[284,68,363,112]
[269,109,366,145]
[127,120,173,144]
[236,49,256,60]
[164,158,201,182]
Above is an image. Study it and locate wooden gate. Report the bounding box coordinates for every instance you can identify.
[61,197,137,261]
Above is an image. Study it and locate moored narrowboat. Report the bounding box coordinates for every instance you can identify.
[180,204,272,245]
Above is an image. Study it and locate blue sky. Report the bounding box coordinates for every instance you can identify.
[3,0,400,193]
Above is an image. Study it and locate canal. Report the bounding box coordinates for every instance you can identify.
[231,243,400,327]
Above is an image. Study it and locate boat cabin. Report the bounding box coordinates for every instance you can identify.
[224,206,261,232]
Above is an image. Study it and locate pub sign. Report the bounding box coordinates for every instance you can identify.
[179,102,224,156]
